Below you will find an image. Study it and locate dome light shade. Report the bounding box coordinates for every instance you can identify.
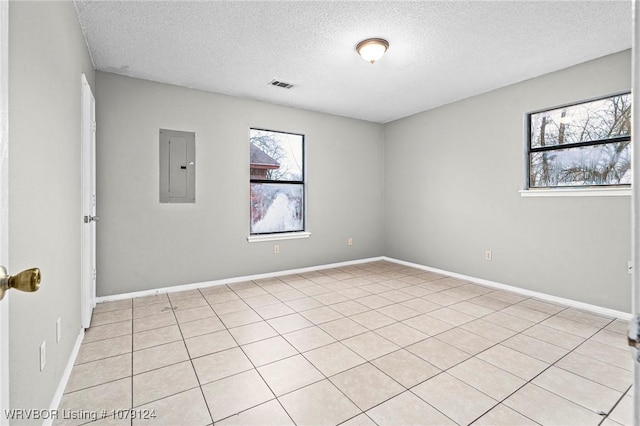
[356,38,389,64]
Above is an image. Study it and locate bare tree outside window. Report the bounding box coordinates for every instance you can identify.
[528,93,631,188]
[249,129,304,234]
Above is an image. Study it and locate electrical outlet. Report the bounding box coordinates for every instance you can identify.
[485,250,492,261]
[56,318,61,343]
[274,244,280,254]
[40,341,46,372]
[348,237,353,246]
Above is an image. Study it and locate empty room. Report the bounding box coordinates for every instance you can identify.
[0,1,637,425]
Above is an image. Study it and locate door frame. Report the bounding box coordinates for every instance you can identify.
[80,73,96,329]
[0,0,10,421]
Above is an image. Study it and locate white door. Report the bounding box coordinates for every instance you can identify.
[0,0,9,421]
[81,74,96,329]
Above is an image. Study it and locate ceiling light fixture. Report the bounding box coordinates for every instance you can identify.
[356,38,389,64]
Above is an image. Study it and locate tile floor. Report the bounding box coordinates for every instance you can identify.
[56,260,633,425]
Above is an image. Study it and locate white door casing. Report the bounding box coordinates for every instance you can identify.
[0,0,10,422]
[81,74,96,329]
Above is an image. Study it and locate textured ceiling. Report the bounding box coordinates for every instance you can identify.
[74,1,632,124]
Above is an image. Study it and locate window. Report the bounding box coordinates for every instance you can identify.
[249,128,304,235]
[527,92,631,189]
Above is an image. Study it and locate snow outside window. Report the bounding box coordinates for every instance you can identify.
[249,128,304,235]
[527,92,631,189]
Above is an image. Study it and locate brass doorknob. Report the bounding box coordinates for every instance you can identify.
[0,266,41,301]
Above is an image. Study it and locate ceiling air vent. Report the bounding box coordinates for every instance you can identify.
[268,79,294,89]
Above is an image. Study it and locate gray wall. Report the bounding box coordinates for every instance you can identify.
[95,72,385,296]
[384,50,632,312]
[8,0,94,417]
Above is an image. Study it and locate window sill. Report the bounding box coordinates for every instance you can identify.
[247,232,311,243]
[519,187,631,198]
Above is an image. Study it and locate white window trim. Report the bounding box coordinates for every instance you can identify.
[247,231,311,243]
[519,187,631,197]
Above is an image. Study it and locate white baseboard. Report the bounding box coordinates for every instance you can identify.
[383,256,632,321]
[44,328,85,426]
[96,256,385,304]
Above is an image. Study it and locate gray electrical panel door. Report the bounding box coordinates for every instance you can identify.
[159,129,195,203]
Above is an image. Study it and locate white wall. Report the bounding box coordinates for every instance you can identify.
[384,50,632,312]
[9,1,94,416]
[95,72,385,296]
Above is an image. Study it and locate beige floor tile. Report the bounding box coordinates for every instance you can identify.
[516,298,565,315]
[58,378,132,425]
[523,323,586,350]
[575,340,633,371]
[330,363,403,410]
[234,286,268,299]
[300,306,343,324]
[467,295,512,311]
[185,330,237,359]
[488,291,526,304]
[217,400,294,426]
[303,342,366,377]
[482,311,535,332]
[192,347,253,385]
[170,296,208,310]
[328,300,370,316]
[605,320,628,335]
[473,403,538,426]
[336,288,373,300]
[556,308,612,328]
[274,290,308,303]
[133,341,189,374]
[133,312,176,333]
[133,388,211,426]
[300,284,331,296]
[532,366,623,413]
[133,303,173,319]
[378,289,413,303]
[427,307,475,326]
[211,299,250,315]
[609,393,632,426]
[84,321,132,344]
[219,309,262,328]
[372,349,440,388]
[178,316,225,339]
[356,294,395,309]
[314,292,349,305]
[377,303,420,321]
[406,338,471,370]
[267,313,313,334]
[174,306,216,323]
[400,286,434,298]
[133,325,182,351]
[477,344,549,380]
[284,297,324,311]
[422,292,462,306]
[168,289,203,300]
[94,299,133,314]
[556,352,632,392]
[278,380,360,425]
[435,327,495,355]
[66,353,131,393]
[202,370,275,422]
[460,318,516,343]
[412,373,497,425]
[319,317,368,340]
[591,329,629,351]
[258,355,324,396]
[340,413,377,426]
[242,336,298,366]
[350,310,395,330]
[283,326,336,352]
[500,304,552,323]
[540,315,601,338]
[199,284,232,296]
[253,303,295,319]
[229,321,278,345]
[374,322,428,347]
[449,300,494,318]
[402,313,453,335]
[204,290,238,304]
[501,333,569,363]
[262,282,294,294]
[133,294,169,307]
[92,308,133,327]
[133,360,199,406]
[367,390,456,425]
[503,383,603,425]
[342,331,399,361]
[448,357,525,400]
[400,298,440,313]
[76,335,131,365]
